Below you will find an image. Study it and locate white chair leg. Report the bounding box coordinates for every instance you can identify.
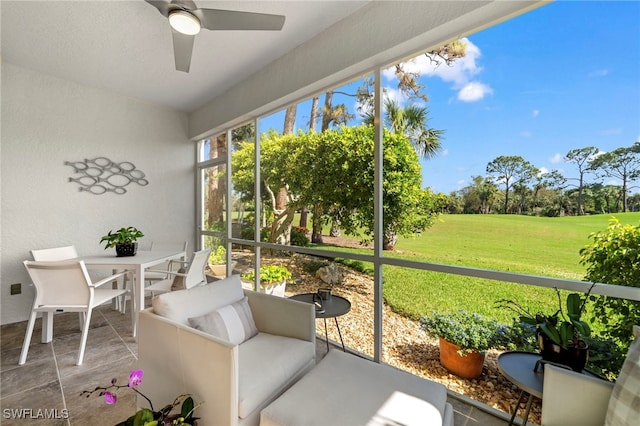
[41,311,54,343]
[129,290,135,334]
[76,309,92,366]
[19,311,38,365]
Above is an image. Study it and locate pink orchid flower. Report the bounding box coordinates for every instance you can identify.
[129,370,144,388]
[104,391,117,405]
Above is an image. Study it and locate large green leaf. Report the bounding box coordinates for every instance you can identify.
[540,323,561,346]
[566,293,582,320]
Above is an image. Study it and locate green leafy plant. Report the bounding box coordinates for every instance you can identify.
[242,265,292,285]
[100,227,144,249]
[580,217,640,345]
[419,310,508,354]
[496,285,594,349]
[290,226,310,247]
[208,246,226,264]
[81,369,202,426]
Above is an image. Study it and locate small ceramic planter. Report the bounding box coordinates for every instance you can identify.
[262,280,286,297]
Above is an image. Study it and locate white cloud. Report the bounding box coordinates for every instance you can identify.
[520,130,532,138]
[383,87,405,105]
[532,109,540,118]
[441,148,449,157]
[383,38,492,103]
[588,69,609,77]
[538,167,549,176]
[457,82,493,102]
[550,153,563,164]
[456,179,466,188]
[599,128,622,135]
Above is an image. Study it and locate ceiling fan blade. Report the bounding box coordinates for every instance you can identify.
[194,8,285,31]
[145,0,171,17]
[171,30,195,73]
[145,0,198,17]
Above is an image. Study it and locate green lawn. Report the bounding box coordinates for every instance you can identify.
[386,213,640,324]
[315,212,640,326]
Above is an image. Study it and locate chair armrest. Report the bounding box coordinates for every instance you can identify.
[146,270,187,278]
[91,270,130,288]
[541,364,614,426]
[245,290,315,343]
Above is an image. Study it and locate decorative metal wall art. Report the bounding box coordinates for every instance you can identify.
[65,157,148,195]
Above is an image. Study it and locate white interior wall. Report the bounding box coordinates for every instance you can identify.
[1,63,194,324]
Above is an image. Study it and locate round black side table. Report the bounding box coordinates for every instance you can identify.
[289,293,351,353]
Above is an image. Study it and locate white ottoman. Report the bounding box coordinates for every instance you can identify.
[260,349,454,426]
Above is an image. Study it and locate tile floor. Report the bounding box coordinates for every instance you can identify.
[1,303,514,425]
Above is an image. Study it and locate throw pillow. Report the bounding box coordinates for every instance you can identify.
[605,326,640,426]
[188,296,258,345]
[170,267,187,291]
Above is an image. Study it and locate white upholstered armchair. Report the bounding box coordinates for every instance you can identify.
[136,275,316,426]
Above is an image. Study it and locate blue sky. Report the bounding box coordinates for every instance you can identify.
[259,1,640,195]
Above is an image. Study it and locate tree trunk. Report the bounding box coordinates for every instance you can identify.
[206,135,226,227]
[283,105,296,135]
[321,91,334,131]
[311,203,324,244]
[383,230,397,251]
[299,207,308,228]
[329,218,341,237]
[309,96,319,131]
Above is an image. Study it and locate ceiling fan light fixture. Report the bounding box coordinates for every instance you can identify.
[169,10,201,35]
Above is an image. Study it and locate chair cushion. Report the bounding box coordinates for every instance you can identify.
[605,325,640,426]
[188,296,258,345]
[238,333,315,419]
[152,275,244,325]
[260,349,448,426]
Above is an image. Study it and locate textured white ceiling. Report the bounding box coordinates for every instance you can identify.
[1,0,369,112]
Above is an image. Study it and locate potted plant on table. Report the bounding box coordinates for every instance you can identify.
[242,265,292,297]
[496,284,595,372]
[420,310,507,379]
[100,226,144,257]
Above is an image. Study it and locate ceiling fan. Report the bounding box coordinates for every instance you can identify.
[145,0,285,73]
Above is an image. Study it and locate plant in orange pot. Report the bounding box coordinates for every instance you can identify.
[420,310,507,379]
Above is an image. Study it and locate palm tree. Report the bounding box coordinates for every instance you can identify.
[364,98,443,159]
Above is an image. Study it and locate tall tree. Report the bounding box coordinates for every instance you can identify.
[206,134,227,228]
[364,98,443,159]
[486,155,537,214]
[565,146,599,215]
[588,144,640,212]
[232,126,436,250]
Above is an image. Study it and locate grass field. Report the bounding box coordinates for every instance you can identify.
[324,212,640,326]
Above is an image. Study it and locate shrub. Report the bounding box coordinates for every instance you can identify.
[419,310,509,354]
[579,217,640,345]
[291,226,310,246]
[241,227,271,242]
[242,265,292,285]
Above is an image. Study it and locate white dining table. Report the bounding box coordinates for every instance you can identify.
[81,249,186,337]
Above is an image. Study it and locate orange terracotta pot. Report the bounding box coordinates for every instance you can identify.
[438,337,486,379]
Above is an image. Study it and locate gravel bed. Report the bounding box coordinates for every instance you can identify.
[260,253,543,425]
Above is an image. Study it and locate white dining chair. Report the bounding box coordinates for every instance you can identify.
[143,241,189,285]
[20,260,133,366]
[31,245,78,261]
[145,248,211,295]
[31,244,124,311]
